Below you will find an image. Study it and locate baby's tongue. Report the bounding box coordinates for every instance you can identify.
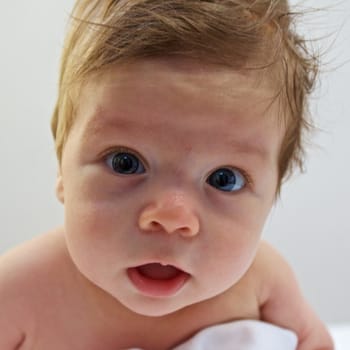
[138,263,181,280]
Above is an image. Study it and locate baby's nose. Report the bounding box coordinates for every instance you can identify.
[138,193,200,237]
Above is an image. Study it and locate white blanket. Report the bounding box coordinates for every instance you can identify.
[128,320,298,350]
[329,323,350,349]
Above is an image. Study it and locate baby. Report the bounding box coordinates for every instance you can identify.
[0,1,334,349]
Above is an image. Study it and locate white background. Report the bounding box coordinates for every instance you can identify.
[0,1,349,323]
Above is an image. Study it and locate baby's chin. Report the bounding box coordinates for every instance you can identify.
[115,291,194,318]
[113,285,230,318]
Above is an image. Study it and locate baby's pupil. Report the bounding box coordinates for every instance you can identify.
[215,170,235,187]
[216,172,228,186]
[113,153,137,173]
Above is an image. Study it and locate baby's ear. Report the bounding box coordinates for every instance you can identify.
[55,170,65,204]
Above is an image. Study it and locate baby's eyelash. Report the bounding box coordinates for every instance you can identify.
[100,146,130,158]
[100,146,144,162]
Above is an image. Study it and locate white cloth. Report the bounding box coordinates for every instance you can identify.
[128,320,298,350]
[328,324,350,350]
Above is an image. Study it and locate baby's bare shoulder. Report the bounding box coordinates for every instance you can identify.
[243,240,290,296]
[0,228,69,286]
[0,228,73,348]
[0,227,74,305]
[253,240,288,269]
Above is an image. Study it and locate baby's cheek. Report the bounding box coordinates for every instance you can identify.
[207,214,261,270]
[67,199,116,236]
[64,206,115,272]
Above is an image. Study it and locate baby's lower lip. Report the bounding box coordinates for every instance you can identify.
[127,263,190,298]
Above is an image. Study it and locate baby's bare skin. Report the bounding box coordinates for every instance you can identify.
[0,229,259,350]
[0,229,331,350]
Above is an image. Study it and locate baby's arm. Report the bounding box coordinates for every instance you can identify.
[257,241,334,350]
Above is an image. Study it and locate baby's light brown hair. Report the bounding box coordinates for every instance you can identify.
[51,0,319,193]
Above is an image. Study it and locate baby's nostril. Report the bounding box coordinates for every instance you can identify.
[150,221,162,230]
[179,227,190,235]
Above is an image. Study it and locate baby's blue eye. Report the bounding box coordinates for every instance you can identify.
[106,152,145,175]
[207,167,245,192]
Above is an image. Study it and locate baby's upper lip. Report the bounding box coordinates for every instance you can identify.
[131,260,190,275]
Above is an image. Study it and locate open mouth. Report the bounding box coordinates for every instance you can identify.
[127,263,190,298]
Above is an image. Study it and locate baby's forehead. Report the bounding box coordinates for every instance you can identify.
[79,57,277,108]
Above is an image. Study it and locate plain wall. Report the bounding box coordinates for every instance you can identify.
[0,1,349,323]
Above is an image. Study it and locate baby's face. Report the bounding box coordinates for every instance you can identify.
[57,59,283,316]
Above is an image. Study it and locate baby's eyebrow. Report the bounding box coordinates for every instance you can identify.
[82,113,131,138]
[228,140,271,163]
[80,106,156,146]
